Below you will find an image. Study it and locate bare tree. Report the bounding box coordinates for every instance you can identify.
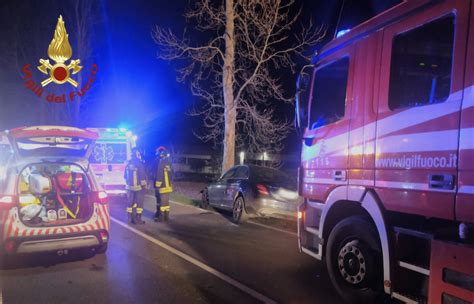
[153,0,323,172]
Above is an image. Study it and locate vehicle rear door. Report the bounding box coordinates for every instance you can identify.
[457,2,474,223]
[375,1,469,219]
[8,126,98,161]
[301,45,355,203]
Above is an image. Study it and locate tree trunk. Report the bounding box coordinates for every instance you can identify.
[221,0,236,173]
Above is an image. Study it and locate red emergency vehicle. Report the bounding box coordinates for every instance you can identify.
[295,1,474,303]
[0,126,109,256]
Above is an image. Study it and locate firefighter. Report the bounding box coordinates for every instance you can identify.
[153,146,173,222]
[124,148,147,224]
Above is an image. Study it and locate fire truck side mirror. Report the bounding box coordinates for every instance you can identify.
[295,65,313,137]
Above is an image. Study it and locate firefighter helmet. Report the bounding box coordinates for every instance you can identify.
[156,146,169,159]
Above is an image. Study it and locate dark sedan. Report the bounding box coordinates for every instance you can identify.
[201,165,301,223]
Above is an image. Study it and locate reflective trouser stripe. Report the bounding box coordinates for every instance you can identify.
[160,206,170,212]
[159,186,173,194]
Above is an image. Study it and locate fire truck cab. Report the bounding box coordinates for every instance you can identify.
[295,1,474,303]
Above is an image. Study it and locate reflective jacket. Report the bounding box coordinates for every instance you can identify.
[154,158,173,194]
[124,158,147,191]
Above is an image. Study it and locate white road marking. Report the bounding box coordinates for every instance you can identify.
[110,216,277,304]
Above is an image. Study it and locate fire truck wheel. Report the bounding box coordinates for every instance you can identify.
[326,216,383,304]
[231,195,248,224]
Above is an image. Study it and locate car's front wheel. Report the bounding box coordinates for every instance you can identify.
[326,216,383,304]
[231,196,248,224]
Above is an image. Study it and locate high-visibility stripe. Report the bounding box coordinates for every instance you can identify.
[4,214,13,239]
[159,186,173,194]
[98,206,106,229]
[160,206,171,212]
[164,171,169,188]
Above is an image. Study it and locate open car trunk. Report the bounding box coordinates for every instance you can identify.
[18,163,94,226]
[5,126,100,227]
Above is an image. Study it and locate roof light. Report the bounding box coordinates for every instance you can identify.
[119,128,127,133]
[336,29,351,38]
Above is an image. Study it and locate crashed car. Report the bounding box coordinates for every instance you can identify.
[201,165,302,223]
[0,126,109,256]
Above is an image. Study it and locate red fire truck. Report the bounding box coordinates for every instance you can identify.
[295,1,474,303]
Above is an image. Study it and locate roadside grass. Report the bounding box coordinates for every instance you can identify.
[170,192,201,207]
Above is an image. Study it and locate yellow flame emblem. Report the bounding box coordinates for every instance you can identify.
[38,15,82,87]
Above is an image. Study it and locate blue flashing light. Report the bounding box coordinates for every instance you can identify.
[336,29,351,38]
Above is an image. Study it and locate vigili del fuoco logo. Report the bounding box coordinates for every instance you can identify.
[21,15,98,103]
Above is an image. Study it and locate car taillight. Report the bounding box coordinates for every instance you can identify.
[99,230,109,242]
[256,184,269,196]
[91,191,108,204]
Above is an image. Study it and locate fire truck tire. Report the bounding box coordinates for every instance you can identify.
[326,216,384,304]
[231,195,248,224]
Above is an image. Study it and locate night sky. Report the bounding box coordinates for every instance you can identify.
[0,0,399,154]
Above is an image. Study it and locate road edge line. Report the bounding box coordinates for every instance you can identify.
[110,216,277,304]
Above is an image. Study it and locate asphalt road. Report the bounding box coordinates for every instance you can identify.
[0,197,344,304]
